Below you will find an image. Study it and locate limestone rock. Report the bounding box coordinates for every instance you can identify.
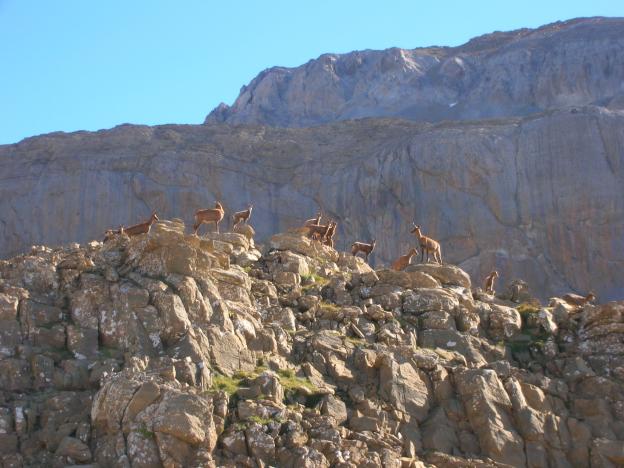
[405,264,471,289]
[207,19,624,129]
[269,233,339,263]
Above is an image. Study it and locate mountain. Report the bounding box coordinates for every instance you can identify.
[1,106,623,301]
[0,221,622,466]
[2,17,624,301]
[206,17,624,126]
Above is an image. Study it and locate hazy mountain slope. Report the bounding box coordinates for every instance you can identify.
[206,17,624,126]
[2,106,623,300]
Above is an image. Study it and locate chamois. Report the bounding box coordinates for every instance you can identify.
[323,221,337,248]
[484,270,499,295]
[410,224,442,264]
[306,223,331,241]
[351,239,376,262]
[122,213,159,237]
[562,292,596,307]
[232,204,253,227]
[194,202,225,234]
[391,247,418,271]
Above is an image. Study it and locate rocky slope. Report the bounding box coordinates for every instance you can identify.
[206,17,624,127]
[0,222,623,467]
[2,106,624,301]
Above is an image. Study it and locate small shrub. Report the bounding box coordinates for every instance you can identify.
[138,425,155,439]
[516,302,540,316]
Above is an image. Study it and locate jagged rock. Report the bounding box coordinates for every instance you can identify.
[337,253,374,274]
[151,291,192,347]
[134,220,216,278]
[269,233,339,263]
[378,354,431,423]
[238,371,284,404]
[0,220,623,467]
[480,303,522,340]
[206,326,255,376]
[455,369,526,466]
[233,222,256,241]
[402,289,459,315]
[405,264,471,289]
[55,436,92,463]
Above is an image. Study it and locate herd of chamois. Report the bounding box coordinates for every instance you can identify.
[104,202,596,305]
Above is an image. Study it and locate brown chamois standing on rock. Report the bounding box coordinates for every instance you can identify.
[391,247,418,271]
[122,213,159,237]
[351,239,376,262]
[484,270,499,295]
[232,204,253,227]
[562,292,596,307]
[194,202,225,234]
[306,223,331,241]
[323,221,337,248]
[410,224,442,264]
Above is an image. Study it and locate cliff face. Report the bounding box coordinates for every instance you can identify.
[2,106,623,300]
[206,18,624,127]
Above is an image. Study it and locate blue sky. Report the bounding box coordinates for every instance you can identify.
[1,0,622,144]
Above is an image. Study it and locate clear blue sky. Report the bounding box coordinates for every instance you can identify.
[1,0,622,144]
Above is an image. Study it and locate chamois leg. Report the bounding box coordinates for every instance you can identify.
[421,249,425,263]
[215,220,219,233]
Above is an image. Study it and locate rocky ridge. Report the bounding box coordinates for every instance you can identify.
[206,18,624,127]
[2,106,623,301]
[0,221,623,467]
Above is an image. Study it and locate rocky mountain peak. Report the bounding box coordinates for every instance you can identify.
[0,221,622,466]
[206,17,624,127]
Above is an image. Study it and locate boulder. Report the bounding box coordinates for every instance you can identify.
[484,304,522,340]
[402,288,459,315]
[405,264,471,289]
[269,233,339,262]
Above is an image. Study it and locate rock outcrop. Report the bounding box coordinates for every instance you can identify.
[206,18,624,127]
[0,222,622,467]
[2,106,623,300]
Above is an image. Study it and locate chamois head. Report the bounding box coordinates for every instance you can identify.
[586,292,596,303]
[408,247,418,256]
[150,212,159,223]
[410,223,421,234]
[215,201,224,210]
[492,270,499,278]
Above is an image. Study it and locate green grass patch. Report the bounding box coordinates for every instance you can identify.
[277,369,318,394]
[211,374,244,396]
[345,336,366,347]
[210,366,269,396]
[516,302,541,316]
[318,301,340,314]
[138,425,155,439]
[301,273,330,290]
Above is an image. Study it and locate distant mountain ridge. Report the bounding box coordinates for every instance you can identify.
[206,17,624,126]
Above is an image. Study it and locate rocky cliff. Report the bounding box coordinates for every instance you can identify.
[206,17,624,127]
[2,106,623,300]
[0,222,623,467]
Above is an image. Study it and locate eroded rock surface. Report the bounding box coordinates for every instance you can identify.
[0,222,622,467]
